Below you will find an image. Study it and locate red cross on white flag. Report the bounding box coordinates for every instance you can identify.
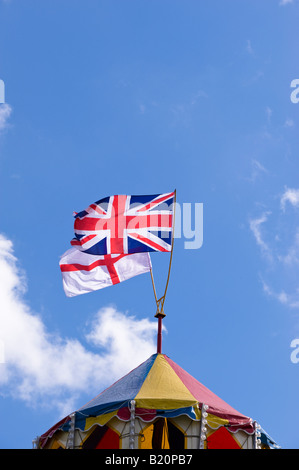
[59,248,152,297]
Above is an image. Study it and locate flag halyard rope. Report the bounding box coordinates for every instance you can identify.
[150,190,176,353]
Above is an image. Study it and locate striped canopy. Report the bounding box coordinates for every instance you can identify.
[39,353,254,447]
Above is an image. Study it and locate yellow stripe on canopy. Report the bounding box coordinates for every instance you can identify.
[84,411,117,430]
[135,354,197,410]
[206,413,230,429]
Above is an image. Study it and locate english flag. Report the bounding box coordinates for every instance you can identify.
[59,248,152,297]
[71,192,175,255]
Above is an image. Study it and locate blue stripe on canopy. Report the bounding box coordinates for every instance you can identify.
[78,354,157,416]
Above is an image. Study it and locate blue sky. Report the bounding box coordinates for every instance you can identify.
[0,0,299,449]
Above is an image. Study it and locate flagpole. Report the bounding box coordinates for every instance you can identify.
[151,267,165,354]
[156,312,164,354]
[153,189,176,354]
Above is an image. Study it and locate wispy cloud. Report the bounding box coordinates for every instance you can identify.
[250,188,299,309]
[249,212,272,258]
[170,89,208,127]
[280,187,299,211]
[279,0,294,5]
[0,234,157,416]
[278,229,299,265]
[284,118,295,128]
[0,103,12,132]
[243,70,264,87]
[247,159,268,183]
[262,281,299,309]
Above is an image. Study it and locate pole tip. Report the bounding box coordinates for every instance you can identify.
[155,311,166,319]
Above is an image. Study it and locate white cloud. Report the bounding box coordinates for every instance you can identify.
[284,118,295,128]
[278,229,299,265]
[0,234,157,414]
[249,212,272,258]
[250,189,299,310]
[0,103,12,132]
[262,281,299,309]
[253,160,267,174]
[247,159,268,183]
[279,0,294,5]
[280,187,299,211]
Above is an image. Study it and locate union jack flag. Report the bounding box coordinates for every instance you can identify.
[71,192,175,255]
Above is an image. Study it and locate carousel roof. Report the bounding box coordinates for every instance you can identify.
[39,353,254,447]
[78,353,252,429]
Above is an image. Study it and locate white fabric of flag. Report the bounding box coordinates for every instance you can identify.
[59,248,152,297]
